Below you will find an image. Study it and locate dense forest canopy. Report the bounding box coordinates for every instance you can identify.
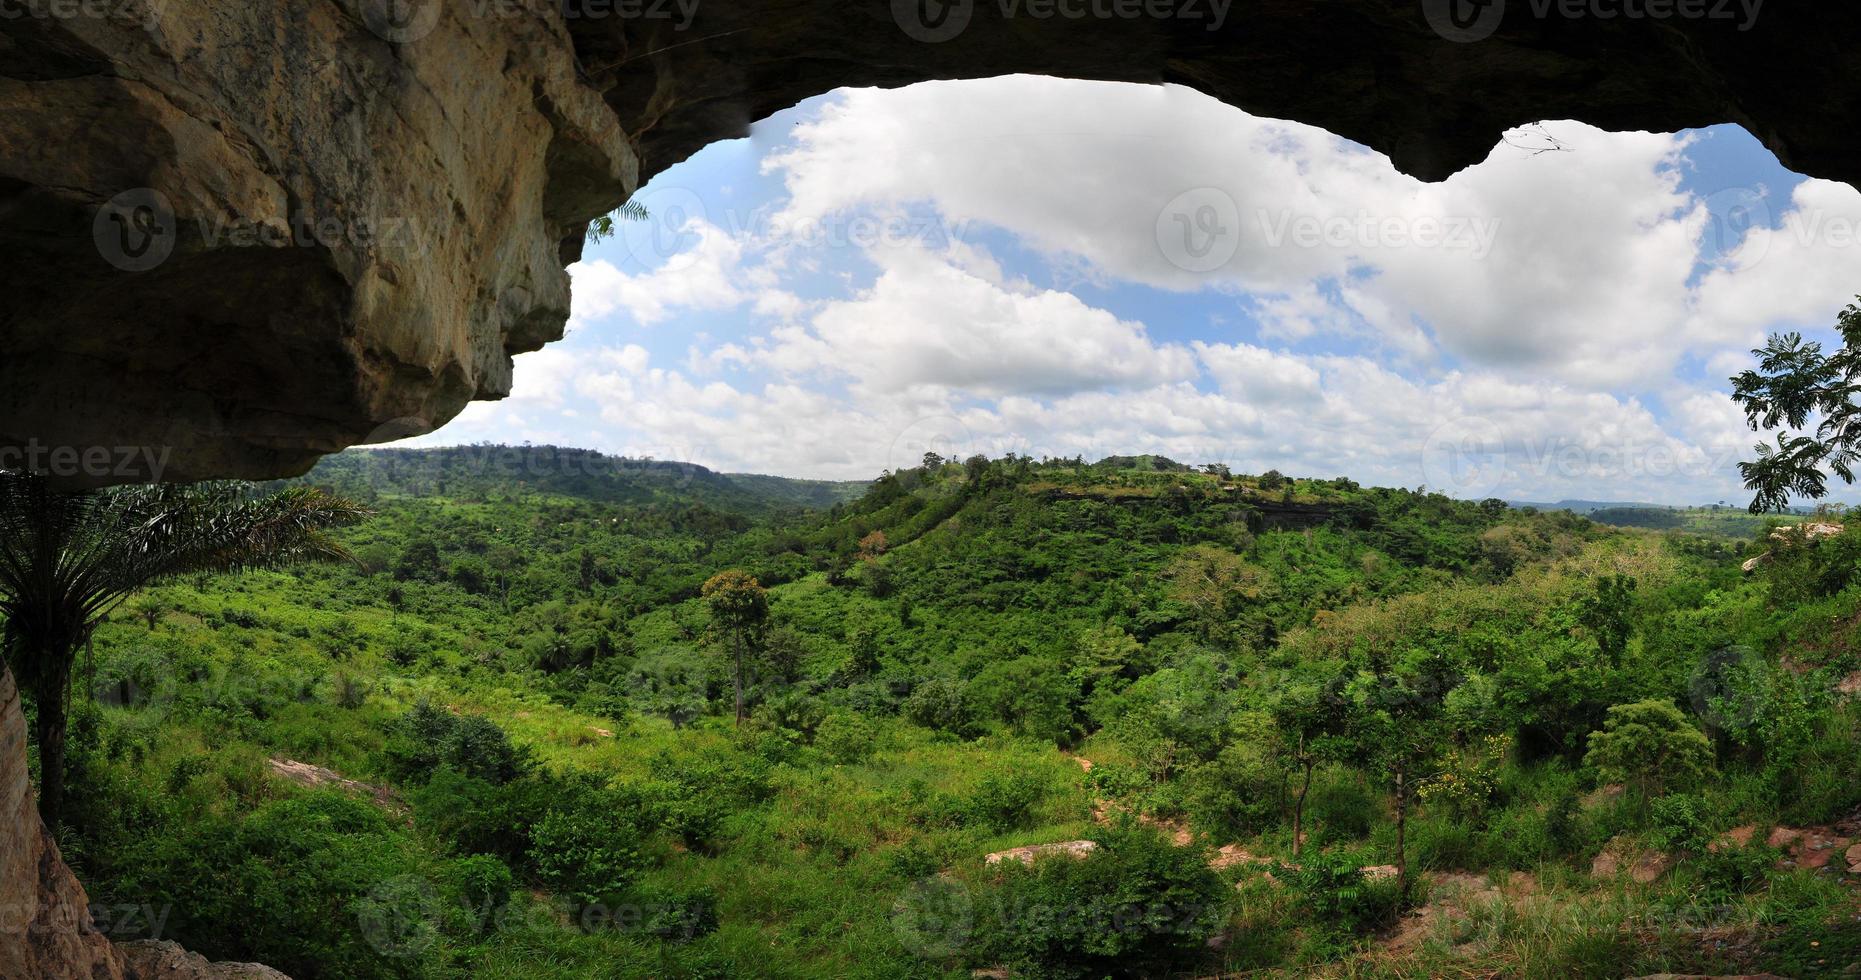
[17,445,1861,978]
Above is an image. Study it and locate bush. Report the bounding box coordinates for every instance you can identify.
[529,781,649,906]
[1277,849,1402,958]
[903,677,976,736]
[962,766,1047,832]
[385,701,531,785]
[98,793,432,979]
[815,711,878,764]
[969,826,1227,978]
[1584,700,1713,797]
[1177,745,1281,841]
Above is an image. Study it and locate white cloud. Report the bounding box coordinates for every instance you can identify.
[567,220,748,328]
[766,246,1198,397]
[765,78,1712,388]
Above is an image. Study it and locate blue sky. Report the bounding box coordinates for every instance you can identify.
[414,75,1861,504]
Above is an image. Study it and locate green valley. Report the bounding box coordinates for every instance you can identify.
[27,447,1861,978]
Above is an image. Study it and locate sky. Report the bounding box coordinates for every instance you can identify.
[406,74,1861,504]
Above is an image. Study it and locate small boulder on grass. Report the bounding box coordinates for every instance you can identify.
[984,840,1097,866]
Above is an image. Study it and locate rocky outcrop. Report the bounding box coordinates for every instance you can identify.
[984,840,1097,865]
[0,0,634,483]
[117,941,290,980]
[8,4,1861,482]
[0,663,124,979]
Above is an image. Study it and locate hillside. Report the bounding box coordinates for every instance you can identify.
[45,449,1861,978]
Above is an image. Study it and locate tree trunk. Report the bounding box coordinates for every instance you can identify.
[733,640,746,728]
[32,653,72,828]
[1394,767,1408,896]
[1293,758,1314,858]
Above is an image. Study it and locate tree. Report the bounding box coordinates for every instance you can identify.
[1268,680,1348,857]
[1577,574,1636,667]
[1341,668,1449,895]
[0,475,363,824]
[1164,544,1263,646]
[701,569,769,727]
[1583,699,1714,798]
[1731,303,1861,511]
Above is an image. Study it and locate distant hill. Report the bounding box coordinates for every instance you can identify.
[1507,499,1670,515]
[1090,454,1197,473]
[290,445,868,514]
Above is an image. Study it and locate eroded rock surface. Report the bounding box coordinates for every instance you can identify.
[0,664,124,980]
[0,0,634,483]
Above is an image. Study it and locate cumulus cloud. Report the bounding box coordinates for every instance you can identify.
[763,246,1196,397]
[428,77,1855,502]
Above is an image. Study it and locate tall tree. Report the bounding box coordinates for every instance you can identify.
[0,475,364,824]
[1731,301,1861,511]
[702,569,769,727]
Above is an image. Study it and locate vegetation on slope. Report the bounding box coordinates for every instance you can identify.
[19,447,1861,978]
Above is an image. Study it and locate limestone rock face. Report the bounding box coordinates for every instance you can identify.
[0,664,124,980]
[6,3,1861,482]
[117,941,292,980]
[0,0,636,483]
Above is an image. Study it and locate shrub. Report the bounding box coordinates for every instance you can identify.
[1277,849,1402,959]
[385,701,530,785]
[815,711,878,764]
[1584,700,1713,797]
[903,677,976,736]
[529,782,649,906]
[962,766,1047,832]
[970,826,1227,978]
